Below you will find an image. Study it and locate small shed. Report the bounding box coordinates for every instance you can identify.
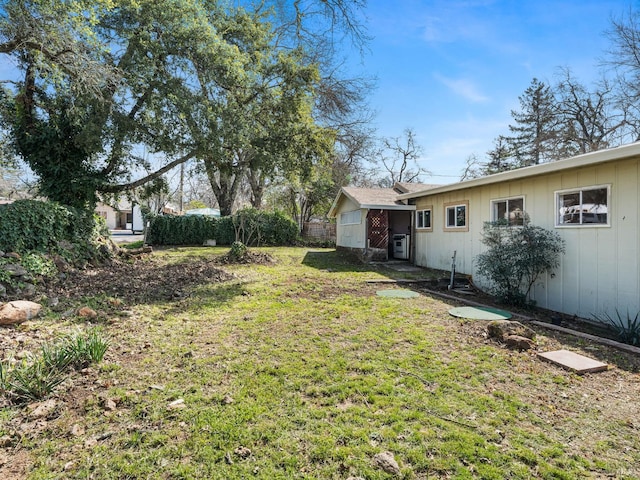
[328,182,439,261]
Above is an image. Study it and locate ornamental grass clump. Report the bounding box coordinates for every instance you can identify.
[0,329,109,403]
[593,309,640,346]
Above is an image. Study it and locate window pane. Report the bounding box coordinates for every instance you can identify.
[581,188,608,224]
[559,193,580,224]
[446,207,454,227]
[558,188,608,225]
[456,206,466,226]
[417,211,424,228]
[425,210,431,228]
[494,201,507,222]
[508,198,524,226]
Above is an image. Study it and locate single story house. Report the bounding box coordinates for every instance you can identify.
[328,182,439,261]
[96,201,179,230]
[399,141,640,322]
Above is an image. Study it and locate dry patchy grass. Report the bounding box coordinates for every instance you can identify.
[1,247,639,479]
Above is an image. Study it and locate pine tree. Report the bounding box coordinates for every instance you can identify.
[507,78,560,166]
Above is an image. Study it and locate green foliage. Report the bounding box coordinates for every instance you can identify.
[475,221,565,306]
[148,209,298,246]
[146,214,216,246]
[122,240,145,249]
[19,253,57,279]
[593,309,640,346]
[0,200,109,265]
[0,358,66,403]
[229,241,248,260]
[222,208,299,246]
[0,329,109,403]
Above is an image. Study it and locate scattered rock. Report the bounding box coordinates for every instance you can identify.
[84,437,98,448]
[77,306,98,319]
[373,451,401,476]
[504,334,536,350]
[28,399,58,419]
[167,398,185,410]
[222,394,234,405]
[5,252,21,260]
[0,435,14,448]
[70,424,85,437]
[3,263,27,277]
[224,452,234,464]
[487,320,536,341]
[346,477,366,480]
[21,283,37,298]
[103,398,117,411]
[0,300,43,325]
[234,446,252,459]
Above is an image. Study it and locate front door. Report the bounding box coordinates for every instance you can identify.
[367,210,389,249]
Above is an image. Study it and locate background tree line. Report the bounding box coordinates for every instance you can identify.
[463,9,640,179]
[0,0,380,227]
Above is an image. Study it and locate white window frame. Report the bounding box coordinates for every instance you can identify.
[444,201,469,231]
[555,185,610,227]
[416,207,432,231]
[491,196,525,226]
[340,209,362,225]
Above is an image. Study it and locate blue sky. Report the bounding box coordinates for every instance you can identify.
[357,0,631,181]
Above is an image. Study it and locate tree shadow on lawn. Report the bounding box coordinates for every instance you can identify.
[301,249,374,272]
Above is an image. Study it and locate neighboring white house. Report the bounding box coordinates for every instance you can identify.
[398,141,640,322]
[328,182,439,261]
[96,200,180,230]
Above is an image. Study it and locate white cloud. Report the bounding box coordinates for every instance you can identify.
[433,73,489,103]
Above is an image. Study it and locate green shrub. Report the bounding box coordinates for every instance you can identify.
[147,209,298,246]
[475,221,565,306]
[214,216,236,245]
[146,214,216,246]
[229,241,248,260]
[0,199,109,264]
[225,208,298,246]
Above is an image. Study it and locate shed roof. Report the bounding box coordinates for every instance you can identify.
[398,141,640,200]
[328,182,440,218]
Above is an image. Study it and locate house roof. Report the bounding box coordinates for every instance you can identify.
[328,182,440,218]
[398,141,640,200]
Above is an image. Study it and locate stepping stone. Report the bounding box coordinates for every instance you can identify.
[448,306,512,320]
[376,289,420,298]
[537,349,608,374]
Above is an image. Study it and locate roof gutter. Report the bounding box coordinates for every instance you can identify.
[397,142,640,200]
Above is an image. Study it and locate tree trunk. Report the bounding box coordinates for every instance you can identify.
[204,160,241,217]
[247,169,266,209]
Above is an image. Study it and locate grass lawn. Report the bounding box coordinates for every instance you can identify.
[1,247,639,479]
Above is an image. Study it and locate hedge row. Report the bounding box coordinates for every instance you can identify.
[146,214,216,246]
[146,208,298,246]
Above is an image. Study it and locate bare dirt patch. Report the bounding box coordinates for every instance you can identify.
[213,250,276,265]
[44,254,235,305]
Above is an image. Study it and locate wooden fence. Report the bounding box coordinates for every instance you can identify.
[301,222,336,242]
